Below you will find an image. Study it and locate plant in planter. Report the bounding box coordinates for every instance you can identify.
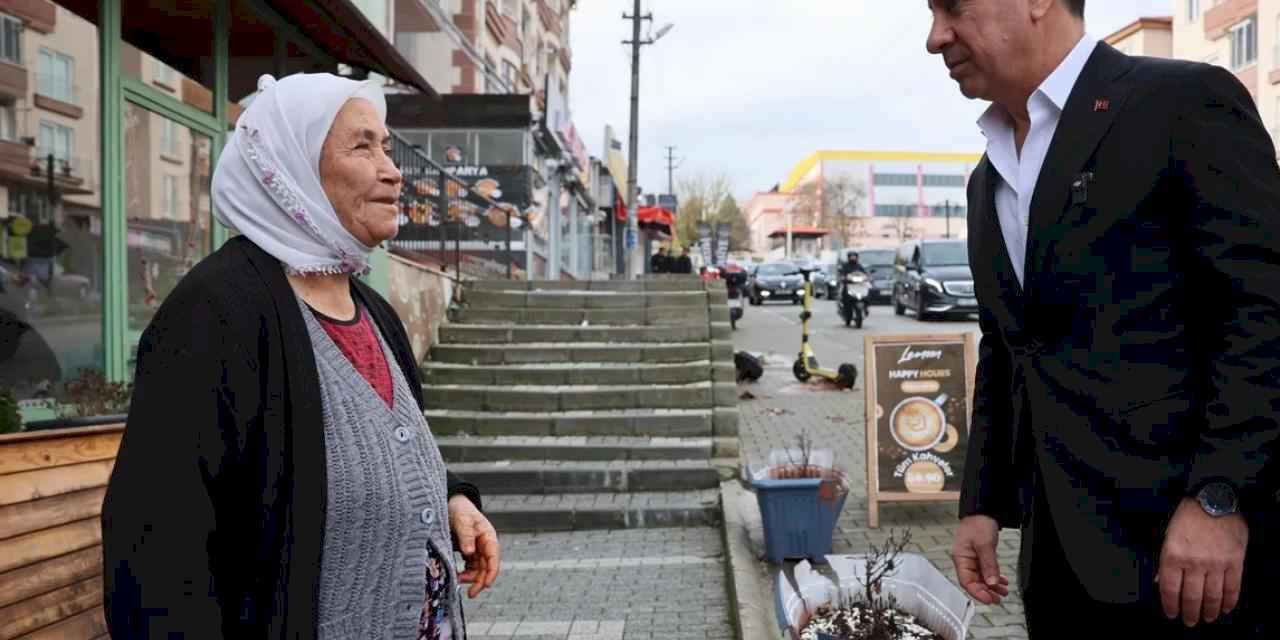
[749,430,851,564]
[776,529,976,640]
[58,369,133,420]
[0,388,22,434]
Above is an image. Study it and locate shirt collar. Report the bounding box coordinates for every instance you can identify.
[976,32,1099,138]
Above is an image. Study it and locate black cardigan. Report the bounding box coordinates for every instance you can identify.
[101,236,480,639]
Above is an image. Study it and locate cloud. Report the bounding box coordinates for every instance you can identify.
[568,0,1174,199]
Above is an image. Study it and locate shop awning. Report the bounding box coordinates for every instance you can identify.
[56,0,438,98]
[768,226,829,238]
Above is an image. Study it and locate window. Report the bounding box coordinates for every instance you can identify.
[1187,0,1199,22]
[38,121,73,164]
[1230,16,1257,70]
[503,60,518,87]
[38,48,75,104]
[160,118,178,157]
[162,175,179,219]
[921,174,966,187]
[875,204,919,217]
[153,61,176,88]
[873,173,917,187]
[0,14,20,64]
[0,100,15,141]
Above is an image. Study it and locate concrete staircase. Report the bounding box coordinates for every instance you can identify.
[425,277,739,532]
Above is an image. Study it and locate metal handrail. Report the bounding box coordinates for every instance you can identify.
[387,129,528,280]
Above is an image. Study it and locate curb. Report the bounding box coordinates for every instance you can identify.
[720,479,779,640]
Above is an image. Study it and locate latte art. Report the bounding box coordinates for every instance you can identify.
[889,396,947,451]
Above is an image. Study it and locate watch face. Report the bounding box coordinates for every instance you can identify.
[1199,482,1238,515]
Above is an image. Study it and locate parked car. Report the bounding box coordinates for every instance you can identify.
[826,249,896,302]
[748,261,804,305]
[793,258,828,298]
[890,239,977,321]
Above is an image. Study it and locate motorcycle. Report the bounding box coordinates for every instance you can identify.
[839,272,872,328]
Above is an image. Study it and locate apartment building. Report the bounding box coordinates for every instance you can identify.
[394,0,572,101]
[1105,16,1174,56]
[1173,0,1280,147]
[748,150,981,258]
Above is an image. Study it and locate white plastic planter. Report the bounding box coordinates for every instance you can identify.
[776,553,976,640]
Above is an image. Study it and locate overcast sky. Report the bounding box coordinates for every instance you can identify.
[567,1,1174,201]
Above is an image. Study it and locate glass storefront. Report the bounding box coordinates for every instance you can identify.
[1,2,103,408]
[1,0,419,422]
[123,103,212,336]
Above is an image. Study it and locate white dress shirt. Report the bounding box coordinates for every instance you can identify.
[977,32,1099,286]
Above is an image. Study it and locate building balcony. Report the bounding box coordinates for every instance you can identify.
[33,75,82,119]
[0,139,94,195]
[1205,0,1256,40]
[0,0,56,33]
[0,58,26,99]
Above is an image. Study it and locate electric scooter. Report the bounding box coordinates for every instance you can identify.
[789,267,858,389]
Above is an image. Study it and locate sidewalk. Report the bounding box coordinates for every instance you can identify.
[733,361,1028,640]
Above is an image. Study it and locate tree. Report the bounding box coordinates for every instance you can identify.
[820,174,868,248]
[887,214,922,243]
[673,173,733,249]
[715,195,750,254]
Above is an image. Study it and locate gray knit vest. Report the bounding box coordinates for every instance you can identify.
[299,298,465,640]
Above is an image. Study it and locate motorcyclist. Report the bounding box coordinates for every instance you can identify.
[838,251,870,316]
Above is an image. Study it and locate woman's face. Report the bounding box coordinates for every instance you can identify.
[319,98,403,247]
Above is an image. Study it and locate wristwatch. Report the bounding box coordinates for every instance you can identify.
[1195,481,1239,517]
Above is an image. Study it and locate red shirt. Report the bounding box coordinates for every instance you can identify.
[314,305,394,409]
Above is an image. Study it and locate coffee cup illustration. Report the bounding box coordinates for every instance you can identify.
[888,393,949,452]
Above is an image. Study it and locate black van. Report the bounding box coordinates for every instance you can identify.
[890,239,977,321]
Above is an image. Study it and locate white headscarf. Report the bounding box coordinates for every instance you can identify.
[212,73,389,276]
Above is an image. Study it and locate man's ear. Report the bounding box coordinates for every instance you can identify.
[1029,0,1055,21]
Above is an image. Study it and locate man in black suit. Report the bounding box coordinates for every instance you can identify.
[927,0,1280,636]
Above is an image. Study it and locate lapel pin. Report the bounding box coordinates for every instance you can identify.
[1094,99,1110,112]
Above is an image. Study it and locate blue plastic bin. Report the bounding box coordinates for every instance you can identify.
[750,468,849,564]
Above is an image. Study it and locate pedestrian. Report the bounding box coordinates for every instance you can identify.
[101,72,500,640]
[650,245,668,273]
[927,1,1279,637]
[672,247,693,274]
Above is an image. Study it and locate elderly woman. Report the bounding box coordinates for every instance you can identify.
[101,73,499,639]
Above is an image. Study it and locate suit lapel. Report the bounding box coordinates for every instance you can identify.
[1023,42,1135,298]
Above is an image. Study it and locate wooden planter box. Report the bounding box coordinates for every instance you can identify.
[0,421,124,639]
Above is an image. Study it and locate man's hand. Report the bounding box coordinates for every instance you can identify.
[1157,497,1249,627]
[951,514,1010,605]
[448,495,501,598]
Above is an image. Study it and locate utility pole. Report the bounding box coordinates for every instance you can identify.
[664,145,679,197]
[622,3,672,278]
[945,199,951,239]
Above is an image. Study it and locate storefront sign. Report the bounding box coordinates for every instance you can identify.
[863,333,977,528]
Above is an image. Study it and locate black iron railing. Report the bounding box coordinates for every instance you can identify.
[387,130,529,280]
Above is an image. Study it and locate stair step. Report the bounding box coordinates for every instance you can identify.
[436,435,716,462]
[428,341,713,365]
[446,460,723,494]
[426,407,739,438]
[422,382,737,412]
[448,305,710,326]
[464,290,708,310]
[480,490,722,532]
[422,361,715,386]
[438,324,711,344]
[467,279,706,293]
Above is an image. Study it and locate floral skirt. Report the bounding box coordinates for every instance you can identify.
[417,546,452,640]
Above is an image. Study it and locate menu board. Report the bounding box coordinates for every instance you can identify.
[863,333,977,528]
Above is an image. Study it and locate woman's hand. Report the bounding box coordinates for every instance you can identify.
[448,495,501,598]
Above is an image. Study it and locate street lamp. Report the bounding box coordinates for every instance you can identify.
[622,2,673,278]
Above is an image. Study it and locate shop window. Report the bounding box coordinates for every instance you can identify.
[0,14,21,65]
[124,103,213,336]
[1,4,103,409]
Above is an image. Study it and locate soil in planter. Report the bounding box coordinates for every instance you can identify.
[800,602,941,640]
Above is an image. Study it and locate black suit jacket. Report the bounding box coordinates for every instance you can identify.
[103,237,481,639]
[960,42,1280,603]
